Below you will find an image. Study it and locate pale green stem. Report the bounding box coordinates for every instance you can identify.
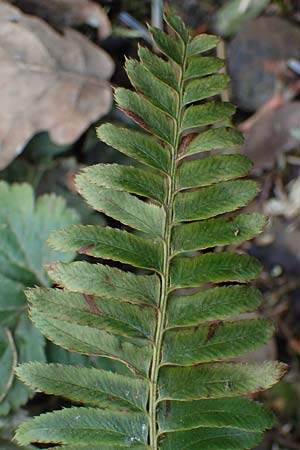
[148,46,187,449]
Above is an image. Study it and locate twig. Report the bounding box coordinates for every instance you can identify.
[0,329,18,403]
[275,433,300,450]
[152,0,163,30]
[279,320,300,355]
[118,12,152,44]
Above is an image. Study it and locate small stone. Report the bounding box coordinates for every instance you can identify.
[227,17,300,111]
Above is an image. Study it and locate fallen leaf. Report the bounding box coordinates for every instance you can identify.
[242,102,300,172]
[7,0,111,39]
[0,2,114,169]
[265,174,300,219]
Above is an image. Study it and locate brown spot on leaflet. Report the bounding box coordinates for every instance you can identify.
[205,320,223,342]
[104,275,111,285]
[83,294,102,316]
[178,133,197,156]
[77,244,94,254]
[118,108,150,133]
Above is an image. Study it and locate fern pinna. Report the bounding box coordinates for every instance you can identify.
[15,13,286,450]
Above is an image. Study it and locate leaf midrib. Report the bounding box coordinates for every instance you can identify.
[148,34,188,450]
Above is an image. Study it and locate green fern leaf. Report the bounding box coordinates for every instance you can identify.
[138,45,177,90]
[17,362,148,411]
[182,126,244,157]
[15,12,286,450]
[158,397,274,432]
[182,101,236,130]
[97,123,171,173]
[167,285,263,327]
[126,58,178,117]
[176,153,252,189]
[185,55,225,80]
[187,34,220,55]
[48,225,163,271]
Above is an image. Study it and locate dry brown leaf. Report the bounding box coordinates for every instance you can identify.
[265,175,300,219]
[242,102,300,172]
[6,0,111,39]
[0,2,114,169]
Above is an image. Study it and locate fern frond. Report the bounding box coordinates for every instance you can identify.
[15,13,286,450]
